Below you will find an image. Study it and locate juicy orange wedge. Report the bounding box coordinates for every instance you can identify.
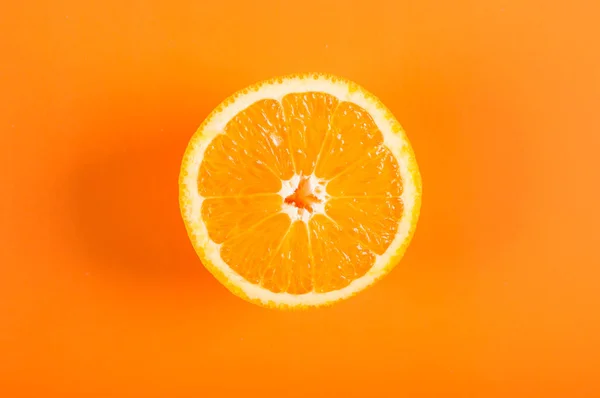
[179,73,421,308]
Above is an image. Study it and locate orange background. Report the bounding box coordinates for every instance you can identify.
[2,1,599,397]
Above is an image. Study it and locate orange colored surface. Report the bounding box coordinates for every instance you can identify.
[1,1,599,397]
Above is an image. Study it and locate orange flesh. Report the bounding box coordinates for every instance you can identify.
[198,93,403,293]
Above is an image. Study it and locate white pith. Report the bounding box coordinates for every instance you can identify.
[280,174,328,223]
[180,75,420,307]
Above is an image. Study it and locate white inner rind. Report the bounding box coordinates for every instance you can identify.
[180,75,420,306]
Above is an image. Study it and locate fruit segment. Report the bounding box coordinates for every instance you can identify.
[325,197,403,255]
[202,195,283,244]
[315,102,384,180]
[326,145,403,197]
[261,221,312,294]
[224,99,294,180]
[309,215,376,292]
[220,213,291,284]
[281,92,339,176]
[198,133,282,196]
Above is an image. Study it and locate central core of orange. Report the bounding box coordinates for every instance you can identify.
[284,177,321,213]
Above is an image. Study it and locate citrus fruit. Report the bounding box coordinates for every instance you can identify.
[179,73,422,309]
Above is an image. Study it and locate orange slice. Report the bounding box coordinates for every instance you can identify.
[179,73,422,308]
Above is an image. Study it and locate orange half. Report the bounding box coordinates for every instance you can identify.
[179,73,422,308]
